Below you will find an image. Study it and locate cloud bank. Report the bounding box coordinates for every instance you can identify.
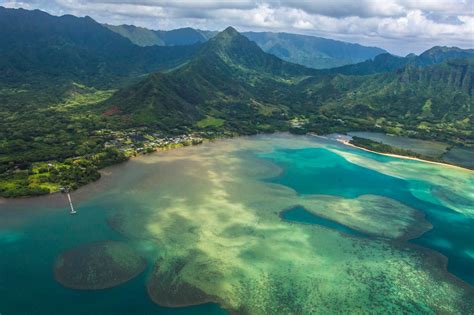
[1,0,473,55]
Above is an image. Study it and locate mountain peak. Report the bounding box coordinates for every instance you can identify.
[212,26,241,43]
[189,23,315,80]
[202,26,250,53]
[418,46,474,66]
[222,26,239,35]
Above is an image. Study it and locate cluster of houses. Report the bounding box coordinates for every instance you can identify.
[289,117,309,129]
[97,128,204,156]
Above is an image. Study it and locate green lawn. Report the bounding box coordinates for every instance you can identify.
[197,116,225,128]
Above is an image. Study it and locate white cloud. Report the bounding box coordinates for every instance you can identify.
[1,0,473,55]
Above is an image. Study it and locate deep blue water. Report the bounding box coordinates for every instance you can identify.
[0,202,226,315]
[280,206,367,237]
[260,147,474,285]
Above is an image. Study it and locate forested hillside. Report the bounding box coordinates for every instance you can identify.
[105,27,316,132]
[0,7,199,89]
[302,58,473,141]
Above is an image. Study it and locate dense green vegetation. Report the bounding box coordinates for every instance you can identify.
[0,7,473,197]
[0,81,132,197]
[0,150,126,197]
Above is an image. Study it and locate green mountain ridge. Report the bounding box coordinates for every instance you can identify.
[243,31,387,69]
[104,22,473,74]
[328,46,474,76]
[105,24,216,47]
[0,7,199,89]
[306,59,473,123]
[419,46,474,65]
[104,23,387,69]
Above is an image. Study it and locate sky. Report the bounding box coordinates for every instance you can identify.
[1,0,473,55]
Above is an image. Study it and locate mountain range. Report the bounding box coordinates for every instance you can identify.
[105,24,216,47]
[105,23,387,69]
[328,46,474,75]
[105,26,473,137]
[0,6,473,196]
[0,7,198,89]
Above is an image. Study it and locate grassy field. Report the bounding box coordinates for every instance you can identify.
[197,116,225,128]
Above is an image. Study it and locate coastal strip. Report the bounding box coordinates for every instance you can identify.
[338,139,473,172]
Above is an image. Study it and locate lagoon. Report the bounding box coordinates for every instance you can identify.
[0,134,473,314]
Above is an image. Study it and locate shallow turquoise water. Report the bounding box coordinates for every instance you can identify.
[280,206,367,237]
[0,135,473,314]
[261,147,474,285]
[262,148,407,198]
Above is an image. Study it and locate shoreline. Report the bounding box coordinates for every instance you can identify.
[0,136,227,201]
[336,139,473,172]
[2,132,472,201]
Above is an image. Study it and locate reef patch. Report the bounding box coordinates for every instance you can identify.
[54,240,146,290]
